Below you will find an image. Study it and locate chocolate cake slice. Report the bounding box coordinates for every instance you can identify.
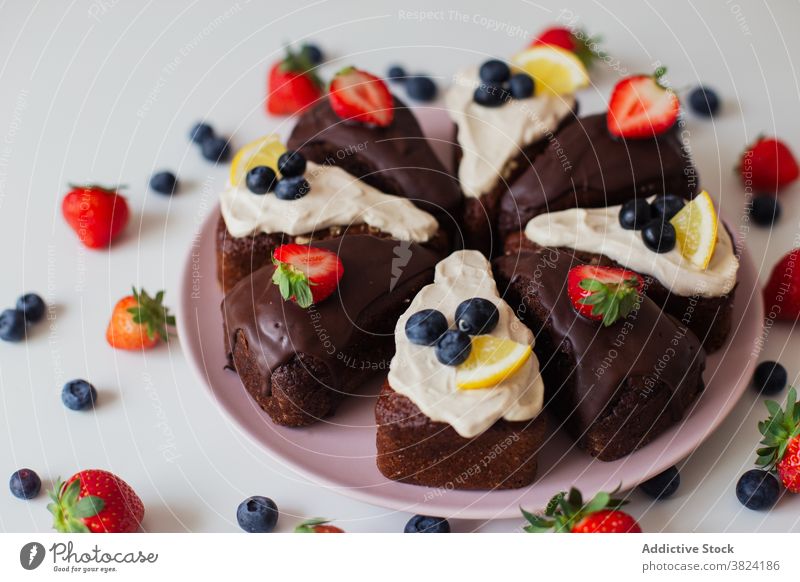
[494,246,706,461]
[222,235,440,427]
[497,113,699,239]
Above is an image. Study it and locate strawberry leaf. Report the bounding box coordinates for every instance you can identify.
[272,262,315,308]
[73,496,105,519]
[127,287,175,342]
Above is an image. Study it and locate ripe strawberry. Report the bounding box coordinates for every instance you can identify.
[328,67,394,127]
[757,387,800,493]
[62,184,129,249]
[762,249,800,321]
[272,244,344,308]
[607,67,680,138]
[267,46,323,115]
[567,265,643,326]
[106,288,175,350]
[739,137,799,193]
[530,26,602,68]
[522,487,641,533]
[294,518,344,533]
[47,469,144,533]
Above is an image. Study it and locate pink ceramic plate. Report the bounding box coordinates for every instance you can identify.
[177,203,763,520]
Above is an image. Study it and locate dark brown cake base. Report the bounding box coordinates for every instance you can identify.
[375,382,548,489]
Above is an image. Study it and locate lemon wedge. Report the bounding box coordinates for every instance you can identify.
[669,190,718,269]
[455,336,532,390]
[229,134,286,187]
[511,46,589,96]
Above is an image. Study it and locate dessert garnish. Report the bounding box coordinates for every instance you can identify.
[62,184,129,249]
[455,297,499,335]
[405,309,448,346]
[763,248,800,321]
[738,136,799,193]
[237,496,279,533]
[530,25,604,69]
[522,487,642,533]
[294,518,344,533]
[511,45,589,95]
[669,190,718,268]
[567,265,643,326]
[606,67,679,138]
[641,216,677,253]
[267,45,322,116]
[329,67,394,127]
[455,335,532,390]
[651,193,685,220]
[230,134,286,187]
[271,244,344,308]
[245,166,277,195]
[618,198,652,230]
[106,288,175,350]
[756,386,800,493]
[434,329,471,366]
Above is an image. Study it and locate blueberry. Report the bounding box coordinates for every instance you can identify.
[479,59,510,84]
[0,309,25,342]
[301,43,323,66]
[639,466,680,499]
[509,73,535,99]
[751,195,781,227]
[406,75,438,102]
[753,361,787,395]
[201,136,231,163]
[405,309,448,346]
[9,469,41,500]
[277,150,307,178]
[150,171,178,195]
[246,166,278,195]
[455,298,499,335]
[16,293,45,324]
[688,86,720,117]
[61,379,97,411]
[473,84,508,108]
[618,198,652,230]
[236,496,279,533]
[274,176,310,200]
[641,218,676,253]
[435,330,471,366]
[650,194,685,221]
[736,469,780,511]
[404,514,450,533]
[189,122,214,144]
[387,65,407,82]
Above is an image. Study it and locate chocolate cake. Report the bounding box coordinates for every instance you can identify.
[494,246,706,461]
[222,235,440,427]
[497,113,699,239]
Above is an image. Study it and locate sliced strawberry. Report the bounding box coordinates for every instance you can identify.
[763,249,800,321]
[267,46,323,115]
[522,487,641,533]
[272,244,344,308]
[607,67,679,138]
[567,265,643,326]
[328,67,394,127]
[739,136,799,193]
[531,26,602,68]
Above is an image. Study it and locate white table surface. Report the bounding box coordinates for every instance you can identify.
[2,0,800,533]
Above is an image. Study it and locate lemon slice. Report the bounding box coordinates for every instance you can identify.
[456,336,532,390]
[229,134,286,186]
[669,190,719,269]
[511,46,589,96]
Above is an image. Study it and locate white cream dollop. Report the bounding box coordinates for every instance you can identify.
[445,67,575,199]
[219,161,439,241]
[388,250,544,439]
[524,202,739,297]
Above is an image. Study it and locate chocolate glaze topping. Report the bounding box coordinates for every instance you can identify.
[222,235,440,395]
[288,96,463,227]
[498,113,699,238]
[493,246,704,430]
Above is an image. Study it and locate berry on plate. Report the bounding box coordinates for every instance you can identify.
[618,198,653,230]
[607,67,679,138]
[736,469,780,510]
[274,176,311,200]
[739,136,799,193]
[62,184,129,249]
[455,336,532,390]
[201,136,231,163]
[511,45,589,96]
[405,309,448,346]
[277,150,307,178]
[246,166,278,195]
[750,195,781,226]
[237,496,279,533]
[641,217,677,254]
[294,518,343,533]
[763,249,800,320]
[271,244,344,308]
[0,309,26,342]
[455,297,499,335]
[434,329,472,366]
[669,190,718,268]
[149,171,178,195]
[267,46,323,115]
[48,469,144,533]
[404,515,451,533]
[756,387,800,493]
[567,265,643,327]
[753,361,787,395]
[61,379,97,411]
[329,67,394,127]
[229,135,286,187]
[639,466,680,500]
[522,487,641,533]
[17,293,46,324]
[405,75,437,102]
[530,26,603,69]
[106,288,175,350]
[9,469,42,500]
[688,85,720,117]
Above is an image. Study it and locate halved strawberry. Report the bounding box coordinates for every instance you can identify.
[328,67,394,127]
[530,26,603,69]
[267,46,323,116]
[567,265,643,326]
[739,136,799,193]
[607,67,679,138]
[272,244,344,308]
[522,487,641,533]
